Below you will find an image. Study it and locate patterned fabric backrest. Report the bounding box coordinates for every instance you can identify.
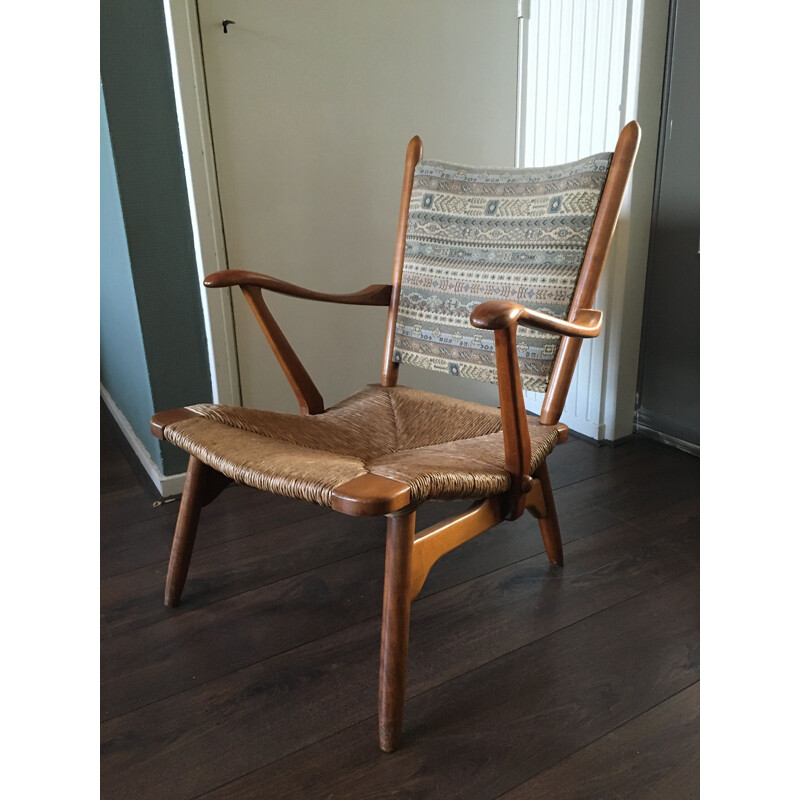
[392,152,612,393]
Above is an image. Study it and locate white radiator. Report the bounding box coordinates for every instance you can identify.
[516,0,639,441]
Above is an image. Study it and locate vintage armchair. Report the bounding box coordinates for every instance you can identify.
[151,121,640,752]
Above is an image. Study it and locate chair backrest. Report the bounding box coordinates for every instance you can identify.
[382,122,640,425]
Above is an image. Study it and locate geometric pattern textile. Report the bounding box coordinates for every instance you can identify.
[393,153,612,393]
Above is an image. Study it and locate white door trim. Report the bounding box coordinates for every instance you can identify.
[163,0,241,406]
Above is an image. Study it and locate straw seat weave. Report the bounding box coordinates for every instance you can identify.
[162,385,560,508]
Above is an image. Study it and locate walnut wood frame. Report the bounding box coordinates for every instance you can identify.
[150,121,641,752]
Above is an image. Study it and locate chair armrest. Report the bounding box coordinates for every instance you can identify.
[472,301,601,520]
[204,270,392,306]
[470,300,602,339]
[202,270,391,415]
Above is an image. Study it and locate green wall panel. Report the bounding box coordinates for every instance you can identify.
[101,0,213,477]
[100,85,162,469]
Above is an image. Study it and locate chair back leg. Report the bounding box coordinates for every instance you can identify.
[165,456,210,607]
[378,510,416,752]
[529,462,564,567]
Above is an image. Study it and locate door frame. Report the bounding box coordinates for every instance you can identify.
[163,0,240,406]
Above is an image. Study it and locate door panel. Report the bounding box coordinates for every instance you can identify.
[198,1,518,411]
[636,0,700,448]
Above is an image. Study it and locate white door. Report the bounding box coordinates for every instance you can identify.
[196,0,518,412]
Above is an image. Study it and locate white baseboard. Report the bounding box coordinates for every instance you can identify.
[100,384,186,496]
[561,415,604,442]
[523,390,604,441]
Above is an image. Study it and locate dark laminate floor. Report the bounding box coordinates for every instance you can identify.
[100,402,699,800]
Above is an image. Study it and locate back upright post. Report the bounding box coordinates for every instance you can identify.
[382,136,423,387]
[539,121,641,425]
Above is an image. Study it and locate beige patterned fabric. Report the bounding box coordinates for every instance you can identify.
[393,153,612,392]
[162,385,559,509]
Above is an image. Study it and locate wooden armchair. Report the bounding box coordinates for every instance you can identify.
[151,121,640,752]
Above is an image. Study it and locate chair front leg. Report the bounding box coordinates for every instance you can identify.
[528,461,564,566]
[378,509,416,752]
[164,456,227,607]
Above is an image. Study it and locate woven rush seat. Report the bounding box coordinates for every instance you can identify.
[161,385,560,508]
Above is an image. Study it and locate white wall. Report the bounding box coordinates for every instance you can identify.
[182,0,520,414]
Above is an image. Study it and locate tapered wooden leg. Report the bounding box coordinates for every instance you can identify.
[378,510,416,752]
[165,456,210,607]
[530,462,564,566]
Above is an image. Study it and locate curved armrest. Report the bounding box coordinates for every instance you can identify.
[203,270,391,415]
[204,270,392,306]
[470,301,602,338]
[473,300,601,520]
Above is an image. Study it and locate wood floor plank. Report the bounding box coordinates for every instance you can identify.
[100,415,143,495]
[100,409,699,800]
[101,486,331,580]
[100,520,697,799]
[561,451,699,524]
[100,498,473,639]
[102,445,697,640]
[544,433,692,490]
[101,497,697,720]
[498,683,700,800]
[100,502,383,634]
[190,571,699,800]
